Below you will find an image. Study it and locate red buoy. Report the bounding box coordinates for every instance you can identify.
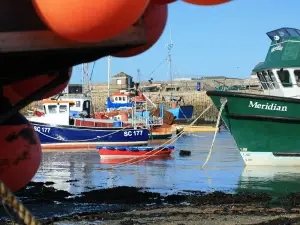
[32,0,150,42]
[183,0,231,5]
[112,3,168,58]
[3,68,72,105]
[0,113,42,192]
[151,0,177,4]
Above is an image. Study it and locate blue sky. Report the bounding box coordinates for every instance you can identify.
[70,0,300,84]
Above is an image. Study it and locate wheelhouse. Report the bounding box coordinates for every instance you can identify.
[253,27,300,98]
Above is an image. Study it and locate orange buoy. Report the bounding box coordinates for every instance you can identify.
[3,68,72,105]
[32,0,150,43]
[151,0,177,4]
[112,3,168,58]
[0,113,42,192]
[183,0,231,5]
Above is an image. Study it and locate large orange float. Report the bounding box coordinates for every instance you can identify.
[3,68,72,105]
[112,2,168,57]
[32,0,150,42]
[0,112,42,192]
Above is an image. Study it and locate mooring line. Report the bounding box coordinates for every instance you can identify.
[0,181,41,225]
[98,103,215,170]
[200,99,227,169]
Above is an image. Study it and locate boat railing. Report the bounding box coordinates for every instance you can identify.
[133,115,163,126]
[214,78,300,97]
[214,78,264,94]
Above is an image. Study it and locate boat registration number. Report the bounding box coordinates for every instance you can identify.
[33,126,51,133]
[124,130,143,137]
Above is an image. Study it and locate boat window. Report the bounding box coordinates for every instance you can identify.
[277,69,293,87]
[48,105,57,114]
[122,97,126,101]
[294,70,300,87]
[59,105,68,113]
[114,97,118,102]
[76,101,81,107]
[262,71,274,89]
[267,70,279,88]
[119,97,122,101]
[257,72,268,89]
[287,28,300,37]
[83,100,90,110]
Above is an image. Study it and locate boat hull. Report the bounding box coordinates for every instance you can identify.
[100,155,172,164]
[206,90,300,166]
[31,122,149,150]
[167,105,194,123]
[97,146,174,159]
[74,119,173,140]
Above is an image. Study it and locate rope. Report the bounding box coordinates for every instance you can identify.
[98,103,214,170]
[98,129,186,170]
[0,181,40,225]
[36,126,140,142]
[190,104,213,126]
[200,99,227,169]
[179,107,188,121]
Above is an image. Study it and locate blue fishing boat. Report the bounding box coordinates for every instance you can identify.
[167,105,194,123]
[27,99,149,150]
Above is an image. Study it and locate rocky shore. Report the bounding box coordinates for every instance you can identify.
[1,181,300,224]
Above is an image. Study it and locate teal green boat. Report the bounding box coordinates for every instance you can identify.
[207,27,300,166]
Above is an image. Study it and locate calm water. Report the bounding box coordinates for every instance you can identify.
[33,130,300,197]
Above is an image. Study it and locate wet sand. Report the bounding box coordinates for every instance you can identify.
[46,208,300,225]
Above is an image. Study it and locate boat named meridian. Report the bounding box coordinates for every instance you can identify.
[248,101,287,111]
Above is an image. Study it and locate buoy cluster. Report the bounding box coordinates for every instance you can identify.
[0,0,231,192]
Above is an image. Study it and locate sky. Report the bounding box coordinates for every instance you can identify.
[70,0,300,84]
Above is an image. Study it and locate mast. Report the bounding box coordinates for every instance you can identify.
[137,69,140,84]
[81,63,89,94]
[107,56,111,97]
[81,64,85,90]
[167,43,173,98]
[167,25,174,99]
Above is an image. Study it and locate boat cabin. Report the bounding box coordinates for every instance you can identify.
[111,90,134,104]
[253,27,300,98]
[28,99,75,125]
[58,95,91,118]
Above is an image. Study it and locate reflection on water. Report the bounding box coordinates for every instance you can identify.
[237,166,300,197]
[33,131,300,197]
